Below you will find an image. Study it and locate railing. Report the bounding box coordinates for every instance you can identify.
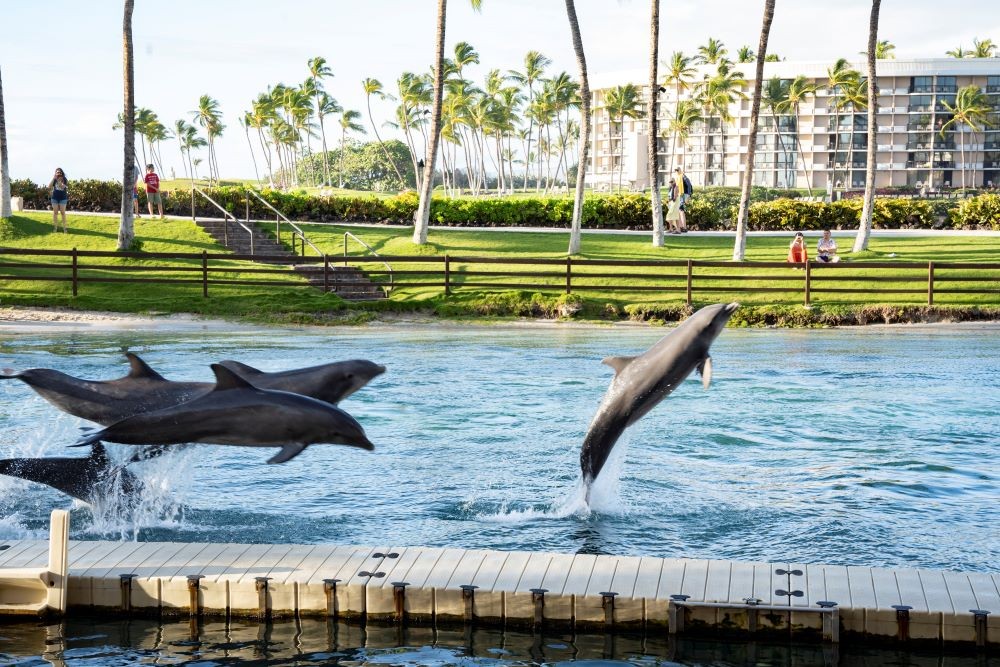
[2,249,995,308]
[244,188,323,257]
[343,232,393,293]
[191,187,258,255]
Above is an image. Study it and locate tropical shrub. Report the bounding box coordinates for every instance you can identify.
[951,193,1000,230]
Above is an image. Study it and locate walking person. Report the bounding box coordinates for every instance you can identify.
[49,168,69,232]
[665,177,682,234]
[143,164,164,219]
[673,167,692,233]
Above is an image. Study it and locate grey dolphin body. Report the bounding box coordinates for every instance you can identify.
[1,354,385,428]
[579,302,739,492]
[0,353,207,426]
[218,359,386,404]
[74,365,375,464]
[0,443,142,505]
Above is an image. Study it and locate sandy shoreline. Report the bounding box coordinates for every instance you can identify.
[0,307,252,332]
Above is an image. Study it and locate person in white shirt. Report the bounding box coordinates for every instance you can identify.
[817,229,839,263]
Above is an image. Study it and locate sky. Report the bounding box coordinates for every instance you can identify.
[2,0,999,182]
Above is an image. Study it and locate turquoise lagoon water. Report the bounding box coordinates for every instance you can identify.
[0,322,997,572]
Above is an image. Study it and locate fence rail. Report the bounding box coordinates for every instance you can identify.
[0,247,997,305]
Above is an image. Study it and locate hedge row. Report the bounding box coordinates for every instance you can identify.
[10,179,1000,231]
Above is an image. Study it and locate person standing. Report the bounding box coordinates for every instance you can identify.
[49,168,68,232]
[665,177,682,234]
[143,164,163,219]
[673,167,692,233]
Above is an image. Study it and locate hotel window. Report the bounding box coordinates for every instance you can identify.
[909,95,933,112]
[988,76,1000,93]
[910,76,933,93]
[935,76,957,93]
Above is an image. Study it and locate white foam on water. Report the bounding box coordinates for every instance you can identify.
[0,511,43,539]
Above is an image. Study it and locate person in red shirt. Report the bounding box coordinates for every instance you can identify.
[787,232,808,264]
[143,164,163,219]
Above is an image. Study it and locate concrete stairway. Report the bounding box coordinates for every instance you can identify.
[194,219,386,300]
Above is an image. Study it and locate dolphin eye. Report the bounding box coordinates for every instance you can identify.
[346,373,355,379]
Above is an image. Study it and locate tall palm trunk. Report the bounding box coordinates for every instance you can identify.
[0,66,11,219]
[733,0,775,261]
[414,0,447,244]
[118,0,136,251]
[793,106,815,196]
[340,127,347,188]
[317,110,331,186]
[648,0,664,246]
[853,0,881,252]
[244,124,261,184]
[366,97,405,189]
[565,0,590,255]
[771,112,789,189]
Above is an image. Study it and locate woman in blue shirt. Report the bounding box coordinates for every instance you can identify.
[49,168,69,232]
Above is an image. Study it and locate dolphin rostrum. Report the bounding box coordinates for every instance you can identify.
[579,302,739,494]
[2,354,385,427]
[0,443,142,505]
[73,365,375,464]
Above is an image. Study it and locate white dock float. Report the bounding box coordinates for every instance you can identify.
[0,511,69,616]
[0,538,996,646]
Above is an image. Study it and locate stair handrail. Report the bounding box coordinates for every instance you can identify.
[343,231,393,291]
[245,188,323,257]
[192,187,257,255]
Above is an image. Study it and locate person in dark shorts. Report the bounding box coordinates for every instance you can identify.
[144,164,163,219]
[49,168,69,232]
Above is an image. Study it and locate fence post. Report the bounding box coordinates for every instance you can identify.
[566,257,572,295]
[71,248,78,297]
[927,261,934,306]
[445,255,451,296]
[804,261,812,307]
[202,251,209,298]
[323,254,329,293]
[685,259,693,306]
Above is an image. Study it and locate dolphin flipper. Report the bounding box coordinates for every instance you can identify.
[268,443,306,464]
[698,356,713,389]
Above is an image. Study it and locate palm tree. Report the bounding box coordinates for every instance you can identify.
[939,85,994,189]
[761,77,791,189]
[338,110,366,188]
[191,95,223,185]
[860,39,895,59]
[945,46,969,58]
[564,0,591,255]
[972,38,997,58]
[308,56,334,186]
[781,75,818,195]
[667,100,702,156]
[118,0,136,251]
[838,77,868,191]
[737,46,755,63]
[662,51,697,173]
[362,77,406,190]
[604,84,643,191]
[854,0,882,253]
[0,65,10,219]
[733,0,775,261]
[647,0,664,247]
[414,0,484,246]
[826,58,861,193]
[509,51,551,189]
[696,38,728,65]
[240,113,261,184]
[699,62,747,188]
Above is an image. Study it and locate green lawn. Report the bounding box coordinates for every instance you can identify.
[1,212,998,320]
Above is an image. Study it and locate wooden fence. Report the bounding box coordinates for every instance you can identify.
[0,247,998,306]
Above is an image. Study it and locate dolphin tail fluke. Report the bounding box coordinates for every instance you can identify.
[71,430,107,448]
[0,372,21,380]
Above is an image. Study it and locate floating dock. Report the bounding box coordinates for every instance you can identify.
[0,539,996,647]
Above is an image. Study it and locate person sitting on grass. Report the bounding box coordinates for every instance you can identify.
[817,229,839,263]
[787,232,808,264]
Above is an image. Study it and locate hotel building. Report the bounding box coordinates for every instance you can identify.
[586,58,1000,192]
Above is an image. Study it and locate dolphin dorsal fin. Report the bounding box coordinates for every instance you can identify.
[219,360,263,376]
[126,353,166,381]
[698,356,713,389]
[210,364,258,391]
[602,355,637,375]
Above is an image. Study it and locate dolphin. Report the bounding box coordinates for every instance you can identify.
[2,354,386,428]
[0,443,142,505]
[0,353,208,426]
[218,359,386,404]
[579,302,739,494]
[73,365,375,464]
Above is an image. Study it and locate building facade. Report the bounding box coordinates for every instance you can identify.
[586,59,1000,192]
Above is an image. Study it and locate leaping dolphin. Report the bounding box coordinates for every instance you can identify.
[74,365,375,464]
[579,302,739,496]
[2,354,385,427]
[218,359,386,404]
[0,443,142,505]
